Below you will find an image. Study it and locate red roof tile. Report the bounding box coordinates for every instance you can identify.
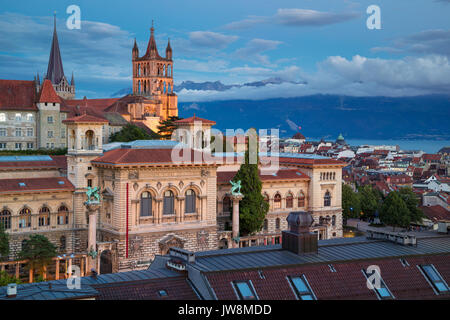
[420,205,450,221]
[217,169,310,184]
[0,80,37,111]
[0,177,74,194]
[174,115,216,125]
[62,113,108,124]
[92,148,215,166]
[95,276,199,300]
[38,79,61,103]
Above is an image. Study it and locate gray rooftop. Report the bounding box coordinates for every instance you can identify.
[0,267,179,300]
[175,236,450,273]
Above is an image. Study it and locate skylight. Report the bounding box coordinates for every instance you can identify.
[18,182,26,187]
[158,289,168,297]
[58,181,65,185]
[233,281,258,300]
[288,275,316,300]
[420,265,449,294]
[362,269,394,300]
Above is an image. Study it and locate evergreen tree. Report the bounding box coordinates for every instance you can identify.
[109,124,160,142]
[0,223,9,261]
[157,116,183,139]
[398,187,424,224]
[380,191,410,231]
[232,130,269,235]
[18,235,57,278]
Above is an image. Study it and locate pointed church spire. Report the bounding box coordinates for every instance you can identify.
[46,13,65,84]
[71,72,75,86]
[36,72,40,85]
[144,20,160,58]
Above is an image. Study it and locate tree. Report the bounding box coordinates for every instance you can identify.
[342,184,361,222]
[109,124,160,142]
[0,271,21,286]
[232,131,269,235]
[359,185,380,220]
[157,116,183,139]
[398,187,424,224]
[18,235,57,279]
[0,223,9,261]
[380,191,410,231]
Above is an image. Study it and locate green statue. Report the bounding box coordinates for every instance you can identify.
[86,186,100,204]
[230,180,242,196]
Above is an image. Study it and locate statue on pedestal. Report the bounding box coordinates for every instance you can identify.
[230,180,242,196]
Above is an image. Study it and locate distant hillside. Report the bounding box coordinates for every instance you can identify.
[179,94,450,140]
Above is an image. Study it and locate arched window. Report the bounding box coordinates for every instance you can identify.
[19,208,31,228]
[324,191,331,207]
[275,218,281,230]
[60,236,66,252]
[263,219,268,231]
[163,190,175,215]
[274,194,281,209]
[298,191,305,207]
[332,215,336,226]
[185,189,196,214]
[319,216,325,225]
[223,195,231,214]
[85,130,95,150]
[140,192,152,217]
[263,194,269,206]
[26,113,33,122]
[57,205,69,225]
[39,206,50,226]
[0,113,5,122]
[286,193,293,208]
[0,209,11,229]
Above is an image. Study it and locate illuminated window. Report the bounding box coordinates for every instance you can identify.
[57,205,69,225]
[38,206,50,226]
[19,208,32,228]
[420,265,449,294]
[288,275,316,300]
[0,113,5,122]
[233,281,258,300]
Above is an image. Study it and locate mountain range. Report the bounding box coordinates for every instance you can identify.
[110,80,450,140]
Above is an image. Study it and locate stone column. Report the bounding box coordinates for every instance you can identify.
[231,194,244,248]
[86,203,100,273]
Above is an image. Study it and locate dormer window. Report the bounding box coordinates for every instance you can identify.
[232,280,258,300]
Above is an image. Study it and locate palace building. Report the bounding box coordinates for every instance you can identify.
[0,21,345,275]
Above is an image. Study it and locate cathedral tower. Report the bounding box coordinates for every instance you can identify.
[132,23,174,97]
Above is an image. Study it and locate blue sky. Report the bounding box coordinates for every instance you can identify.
[1,0,450,100]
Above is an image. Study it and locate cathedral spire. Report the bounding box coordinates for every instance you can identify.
[144,20,160,58]
[46,13,65,84]
[71,71,75,86]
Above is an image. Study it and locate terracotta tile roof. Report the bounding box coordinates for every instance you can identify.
[49,155,67,171]
[174,115,216,125]
[92,147,214,166]
[62,113,108,124]
[0,80,37,111]
[95,276,199,300]
[217,169,310,184]
[206,255,450,300]
[103,95,151,115]
[422,154,442,161]
[38,79,61,103]
[276,156,346,166]
[0,177,74,194]
[420,205,450,221]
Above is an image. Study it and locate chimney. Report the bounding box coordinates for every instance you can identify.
[6,283,17,298]
[282,211,318,255]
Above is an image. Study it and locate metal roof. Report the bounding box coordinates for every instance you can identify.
[0,267,179,300]
[0,155,53,162]
[190,236,450,272]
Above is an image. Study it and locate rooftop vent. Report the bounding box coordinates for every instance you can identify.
[282,211,318,255]
[6,283,17,298]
